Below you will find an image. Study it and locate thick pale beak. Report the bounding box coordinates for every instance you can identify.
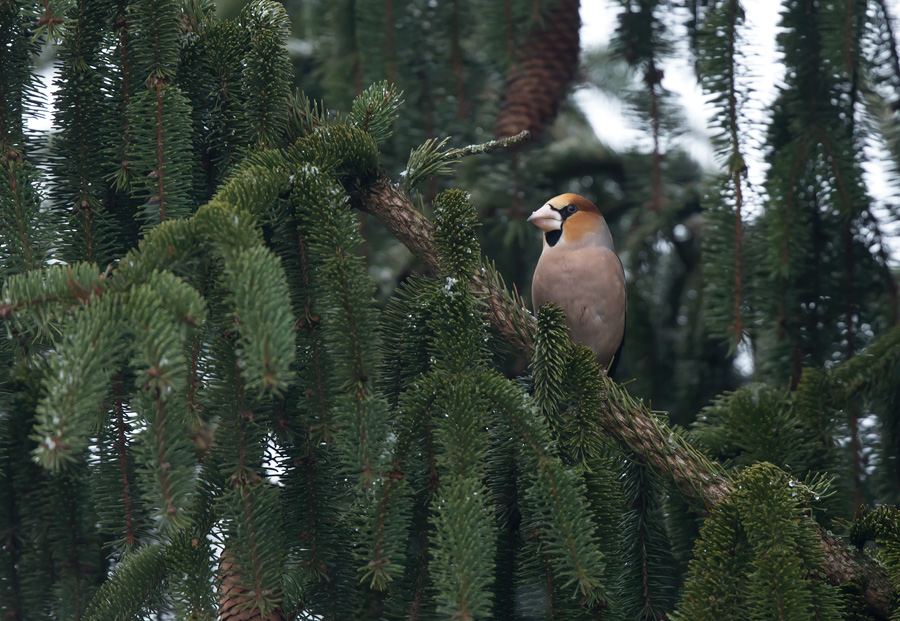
[527,204,561,232]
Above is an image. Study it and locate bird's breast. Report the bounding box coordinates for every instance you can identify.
[531,246,626,367]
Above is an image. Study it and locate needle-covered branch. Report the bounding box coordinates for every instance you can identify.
[355,172,896,620]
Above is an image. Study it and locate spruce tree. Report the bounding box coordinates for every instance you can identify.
[2,0,900,619]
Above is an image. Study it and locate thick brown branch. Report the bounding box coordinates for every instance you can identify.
[356,173,895,620]
[356,176,439,272]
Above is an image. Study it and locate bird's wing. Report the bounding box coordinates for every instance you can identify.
[607,252,626,377]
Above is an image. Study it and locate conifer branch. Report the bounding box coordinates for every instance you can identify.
[348,82,403,146]
[64,477,85,614]
[361,390,434,590]
[82,544,168,621]
[775,139,811,389]
[2,159,38,272]
[482,373,604,603]
[112,377,138,548]
[239,480,271,612]
[402,130,530,190]
[218,367,284,618]
[300,455,324,579]
[111,7,133,192]
[295,223,332,439]
[356,173,896,619]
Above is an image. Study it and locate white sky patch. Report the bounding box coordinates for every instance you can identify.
[572,86,644,152]
[27,64,57,133]
[734,339,755,377]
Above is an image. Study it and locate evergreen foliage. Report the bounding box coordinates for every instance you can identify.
[2,0,900,618]
[674,464,844,620]
[850,505,900,620]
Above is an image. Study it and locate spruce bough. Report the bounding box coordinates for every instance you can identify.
[1,0,900,618]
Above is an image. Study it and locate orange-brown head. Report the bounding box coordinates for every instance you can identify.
[527,193,613,250]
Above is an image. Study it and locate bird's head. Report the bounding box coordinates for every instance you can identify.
[527,193,614,250]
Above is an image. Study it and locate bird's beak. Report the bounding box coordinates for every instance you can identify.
[527,204,561,232]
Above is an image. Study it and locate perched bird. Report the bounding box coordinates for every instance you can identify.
[528,193,626,373]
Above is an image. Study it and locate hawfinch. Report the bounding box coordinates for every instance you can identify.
[528,193,626,372]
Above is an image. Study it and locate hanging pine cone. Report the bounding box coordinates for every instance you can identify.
[494,0,581,141]
[219,557,285,621]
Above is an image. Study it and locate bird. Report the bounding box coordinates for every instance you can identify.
[528,193,626,374]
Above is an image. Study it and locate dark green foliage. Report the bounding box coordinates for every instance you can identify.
[91,381,150,552]
[692,369,855,523]
[127,280,201,531]
[403,137,459,190]
[375,275,434,403]
[433,188,481,280]
[82,521,218,620]
[425,209,496,616]
[31,293,122,471]
[695,384,818,470]
[348,80,403,146]
[222,245,295,395]
[353,191,608,618]
[128,84,197,223]
[832,327,900,506]
[748,0,895,387]
[850,506,900,620]
[127,0,198,224]
[50,0,117,265]
[532,306,609,467]
[614,460,676,620]
[431,474,496,617]
[0,6,41,154]
[696,0,749,345]
[195,20,252,190]
[674,464,844,620]
[532,305,572,423]
[0,158,47,277]
[1,262,107,337]
[701,179,746,344]
[240,0,292,148]
[163,526,218,618]
[82,544,167,620]
[219,478,285,614]
[0,156,51,277]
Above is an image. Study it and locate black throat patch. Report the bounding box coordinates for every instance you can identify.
[544,204,576,247]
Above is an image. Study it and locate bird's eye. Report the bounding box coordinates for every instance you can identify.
[565,204,577,214]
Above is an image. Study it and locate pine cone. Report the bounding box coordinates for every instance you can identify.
[219,557,285,621]
[494,0,581,141]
